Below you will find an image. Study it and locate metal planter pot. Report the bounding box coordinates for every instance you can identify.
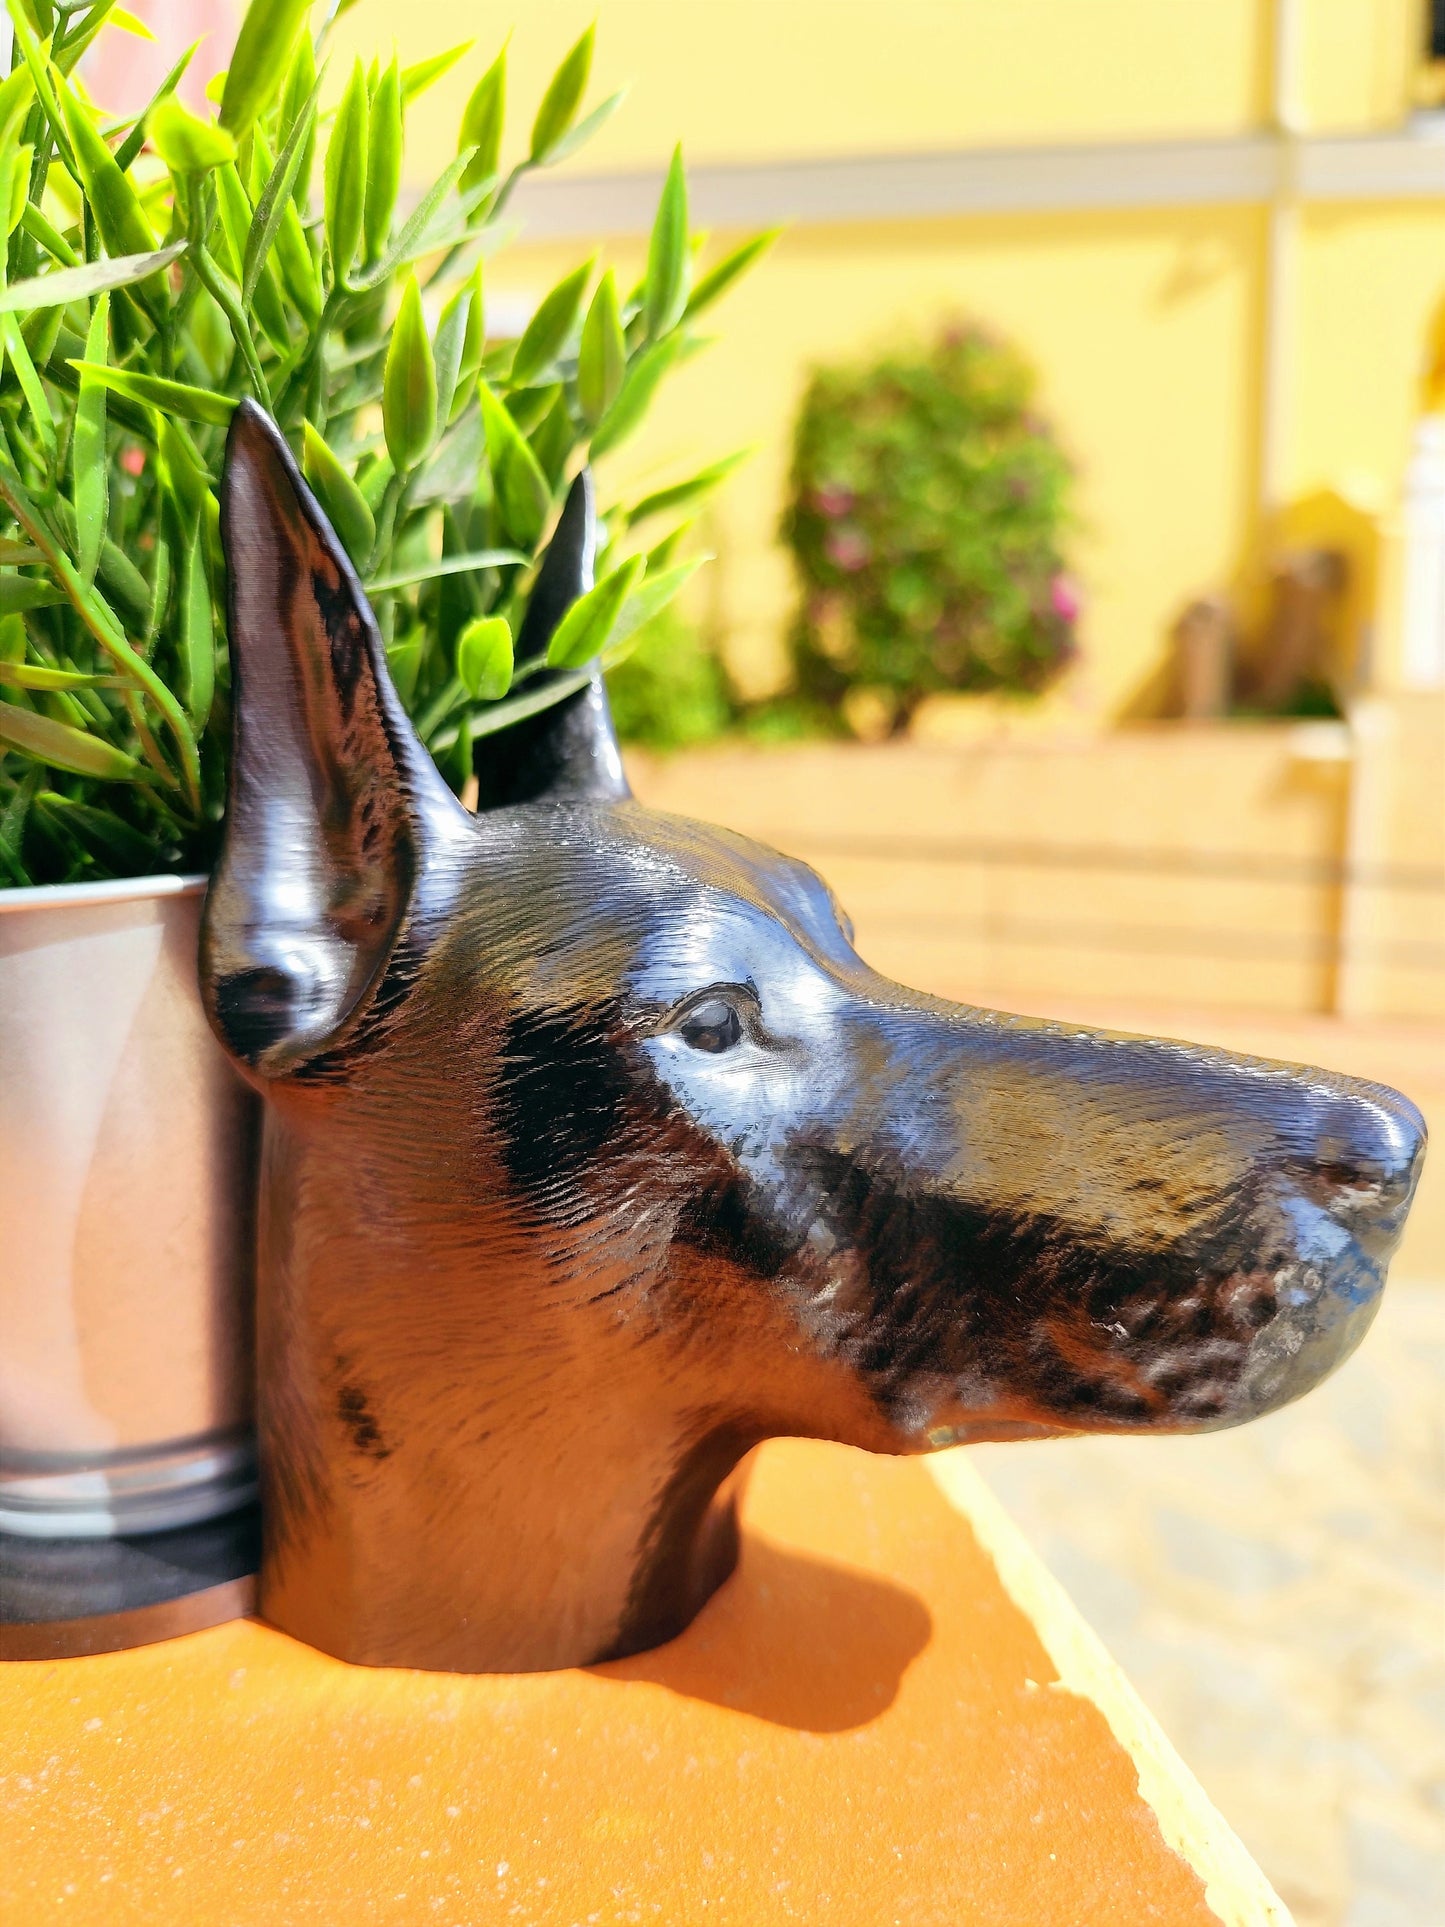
[0,875,258,1540]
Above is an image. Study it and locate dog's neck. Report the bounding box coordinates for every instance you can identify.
[253,1105,759,1671]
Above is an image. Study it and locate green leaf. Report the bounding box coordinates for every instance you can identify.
[242,71,321,303]
[364,58,403,262]
[530,23,593,163]
[9,14,77,183]
[459,42,506,194]
[478,384,552,549]
[212,158,253,276]
[546,553,646,669]
[277,27,318,210]
[74,293,110,588]
[644,146,689,341]
[505,382,560,436]
[626,449,749,526]
[33,792,159,871]
[402,41,473,106]
[3,143,32,240]
[18,202,79,270]
[1,316,56,456]
[444,668,594,747]
[274,198,321,326]
[0,700,140,782]
[589,333,684,460]
[458,268,487,397]
[180,529,213,728]
[384,637,422,705]
[0,467,201,811]
[350,147,480,292]
[67,363,236,427]
[0,242,187,316]
[510,256,593,387]
[577,268,624,426]
[602,556,708,664]
[113,38,199,172]
[0,61,35,151]
[357,452,395,512]
[686,229,779,320]
[325,59,370,286]
[144,537,171,650]
[303,422,375,565]
[148,94,235,174]
[383,273,437,474]
[156,418,211,526]
[59,84,156,260]
[433,267,481,429]
[0,577,68,614]
[112,8,158,42]
[0,662,124,692]
[457,614,514,699]
[537,86,626,168]
[219,0,311,137]
[531,391,572,490]
[366,548,526,593]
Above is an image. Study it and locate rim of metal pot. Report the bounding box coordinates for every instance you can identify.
[0,872,207,913]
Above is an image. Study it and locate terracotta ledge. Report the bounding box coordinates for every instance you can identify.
[0,1438,1287,1925]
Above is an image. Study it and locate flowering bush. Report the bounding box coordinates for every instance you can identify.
[780,323,1078,735]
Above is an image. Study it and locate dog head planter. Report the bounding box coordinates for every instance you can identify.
[202,401,1425,1674]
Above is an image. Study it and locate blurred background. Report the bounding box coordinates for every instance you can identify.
[87,4,1445,1920]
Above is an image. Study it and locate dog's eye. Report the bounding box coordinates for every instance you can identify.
[678,997,744,1054]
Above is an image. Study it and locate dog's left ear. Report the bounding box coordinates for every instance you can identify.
[201,400,469,1079]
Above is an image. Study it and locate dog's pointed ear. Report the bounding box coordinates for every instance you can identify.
[472,468,631,809]
[201,399,470,1078]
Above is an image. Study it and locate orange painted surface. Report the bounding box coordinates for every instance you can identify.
[0,1441,1218,1925]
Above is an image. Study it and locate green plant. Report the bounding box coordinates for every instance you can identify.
[604,605,738,750]
[780,322,1077,737]
[0,1,772,886]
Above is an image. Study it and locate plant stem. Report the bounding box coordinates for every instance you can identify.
[187,234,272,412]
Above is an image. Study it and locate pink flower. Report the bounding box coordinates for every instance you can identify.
[814,483,854,519]
[120,446,146,477]
[825,528,870,573]
[1049,573,1082,622]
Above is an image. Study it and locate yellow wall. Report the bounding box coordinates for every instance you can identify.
[333,1,1272,171]
[495,210,1266,713]
[1298,0,1420,130]
[327,0,1443,716]
[1292,202,1445,499]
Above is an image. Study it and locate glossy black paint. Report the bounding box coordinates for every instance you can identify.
[472,470,629,810]
[200,401,1426,1673]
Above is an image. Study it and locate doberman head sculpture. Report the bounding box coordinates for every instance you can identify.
[202,400,1425,1674]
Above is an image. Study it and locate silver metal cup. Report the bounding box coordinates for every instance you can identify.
[0,876,258,1537]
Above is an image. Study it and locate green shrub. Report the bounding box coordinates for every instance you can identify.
[0,2,770,885]
[780,322,1078,736]
[604,607,738,750]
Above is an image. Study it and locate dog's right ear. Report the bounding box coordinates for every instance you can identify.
[472,469,631,809]
[201,400,469,1079]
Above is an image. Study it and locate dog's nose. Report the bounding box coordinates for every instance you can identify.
[1232,1077,1425,1423]
[1299,1078,1426,1248]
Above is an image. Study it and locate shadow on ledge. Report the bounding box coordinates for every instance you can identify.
[590,1532,932,1733]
